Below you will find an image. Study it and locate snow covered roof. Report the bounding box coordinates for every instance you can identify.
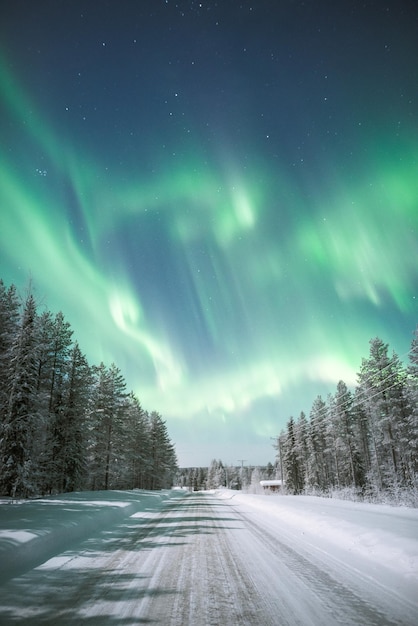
[259,480,284,486]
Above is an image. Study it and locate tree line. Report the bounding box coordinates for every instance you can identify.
[276,331,418,503]
[177,459,276,491]
[0,279,178,498]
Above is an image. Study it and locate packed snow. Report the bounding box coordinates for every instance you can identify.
[0,489,417,624]
[0,489,175,584]
[218,490,418,584]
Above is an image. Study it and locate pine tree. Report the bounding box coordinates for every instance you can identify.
[294,411,309,491]
[192,468,200,491]
[47,312,73,413]
[35,310,74,493]
[197,466,206,490]
[0,281,20,416]
[265,461,275,479]
[122,393,151,489]
[250,467,262,493]
[403,327,418,483]
[206,459,216,489]
[357,337,409,491]
[273,432,286,483]
[147,411,178,489]
[87,363,128,490]
[34,311,54,398]
[55,343,91,492]
[307,396,328,491]
[0,294,40,496]
[207,459,225,489]
[283,417,303,493]
[330,381,364,489]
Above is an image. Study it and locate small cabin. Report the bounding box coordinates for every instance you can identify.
[260,479,284,493]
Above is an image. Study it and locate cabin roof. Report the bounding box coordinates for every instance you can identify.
[259,480,283,486]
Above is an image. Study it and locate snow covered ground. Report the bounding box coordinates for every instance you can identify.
[218,489,418,596]
[0,489,180,584]
[0,489,417,624]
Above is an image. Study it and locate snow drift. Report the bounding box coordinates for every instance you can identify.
[0,489,181,584]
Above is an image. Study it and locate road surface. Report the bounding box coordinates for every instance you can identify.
[0,491,415,624]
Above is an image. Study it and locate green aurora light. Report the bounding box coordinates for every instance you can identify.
[1,2,417,465]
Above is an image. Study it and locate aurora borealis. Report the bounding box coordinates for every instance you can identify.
[1,1,417,467]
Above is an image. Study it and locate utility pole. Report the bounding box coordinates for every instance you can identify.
[271,435,284,481]
[237,459,247,491]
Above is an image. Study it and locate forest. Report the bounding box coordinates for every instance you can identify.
[1,278,416,505]
[0,279,178,498]
[275,330,418,504]
[177,459,276,492]
[178,331,418,507]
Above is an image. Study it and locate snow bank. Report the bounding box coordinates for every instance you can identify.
[0,490,183,584]
[215,489,418,593]
[2,487,417,598]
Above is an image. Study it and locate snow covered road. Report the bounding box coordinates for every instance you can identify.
[0,490,417,624]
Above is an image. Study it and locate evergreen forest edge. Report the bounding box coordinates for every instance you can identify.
[0,279,177,497]
[179,327,418,507]
[1,279,417,507]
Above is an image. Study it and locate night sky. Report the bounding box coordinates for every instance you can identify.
[1,1,417,467]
